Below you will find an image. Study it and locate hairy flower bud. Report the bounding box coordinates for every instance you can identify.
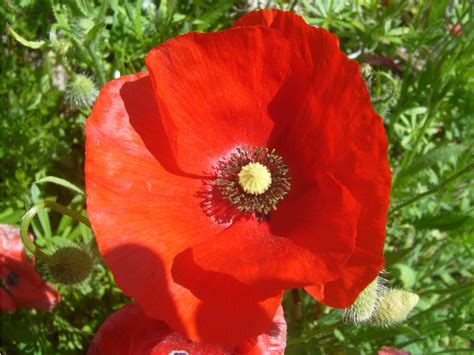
[344,276,386,324]
[371,289,419,327]
[42,246,93,285]
[65,74,98,109]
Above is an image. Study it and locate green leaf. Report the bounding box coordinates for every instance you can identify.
[394,144,467,187]
[385,247,414,266]
[0,208,24,224]
[52,236,77,248]
[133,0,144,39]
[75,0,91,17]
[57,213,74,235]
[84,22,105,44]
[8,27,45,49]
[96,0,109,23]
[50,0,69,27]
[158,0,171,22]
[392,263,417,289]
[333,329,346,341]
[413,214,474,231]
[35,176,85,196]
[456,330,474,341]
[30,184,52,240]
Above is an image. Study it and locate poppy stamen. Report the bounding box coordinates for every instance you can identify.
[238,162,272,195]
[215,146,291,215]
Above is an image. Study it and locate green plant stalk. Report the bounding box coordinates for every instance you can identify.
[389,163,474,215]
[86,43,106,86]
[20,200,91,256]
[71,37,106,86]
[287,321,343,345]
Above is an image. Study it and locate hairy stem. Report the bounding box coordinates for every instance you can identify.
[20,200,91,256]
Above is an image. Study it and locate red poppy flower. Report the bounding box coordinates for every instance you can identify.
[88,302,286,355]
[85,9,391,345]
[0,224,60,311]
[378,346,410,355]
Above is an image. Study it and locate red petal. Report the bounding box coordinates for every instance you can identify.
[1,224,32,262]
[85,74,280,345]
[378,346,410,355]
[305,247,384,307]
[88,302,169,355]
[233,9,340,72]
[235,10,391,307]
[1,288,16,311]
[172,173,359,297]
[145,26,307,175]
[241,305,287,354]
[88,302,287,355]
[304,45,390,308]
[0,224,60,311]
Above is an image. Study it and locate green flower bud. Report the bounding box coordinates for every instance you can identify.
[344,276,386,324]
[65,74,98,109]
[42,246,94,285]
[370,289,419,327]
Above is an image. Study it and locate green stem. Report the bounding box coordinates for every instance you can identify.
[389,163,474,215]
[20,200,91,256]
[86,43,106,86]
[72,37,106,86]
[287,321,342,345]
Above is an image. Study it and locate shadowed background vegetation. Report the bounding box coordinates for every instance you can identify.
[1,0,473,353]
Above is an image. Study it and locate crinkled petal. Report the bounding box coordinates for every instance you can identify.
[88,302,287,355]
[235,10,391,306]
[145,26,308,175]
[172,173,359,297]
[242,305,287,355]
[85,74,281,345]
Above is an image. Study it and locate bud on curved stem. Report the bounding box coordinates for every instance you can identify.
[41,246,94,284]
[20,200,93,284]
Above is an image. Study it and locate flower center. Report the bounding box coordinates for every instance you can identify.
[215,146,291,215]
[238,162,272,195]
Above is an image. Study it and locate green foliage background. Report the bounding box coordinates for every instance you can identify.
[1,0,473,353]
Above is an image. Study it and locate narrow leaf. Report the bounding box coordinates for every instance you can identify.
[394,144,466,187]
[35,176,85,196]
[413,214,474,231]
[8,27,45,49]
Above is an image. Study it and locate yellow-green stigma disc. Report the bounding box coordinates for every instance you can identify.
[238,162,272,195]
[215,146,291,215]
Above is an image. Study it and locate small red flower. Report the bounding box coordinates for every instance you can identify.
[85,9,391,345]
[88,302,286,355]
[0,224,60,311]
[446,23,462,36]
[378,346,410,355]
